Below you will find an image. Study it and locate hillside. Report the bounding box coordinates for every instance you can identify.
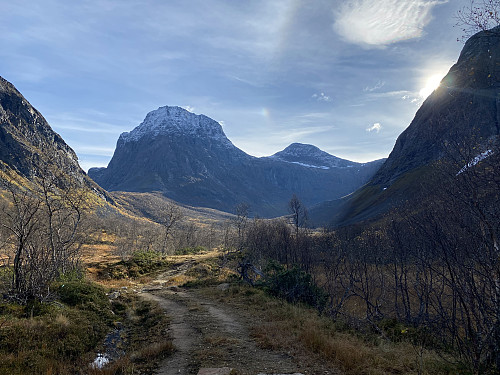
[311,25,500,227]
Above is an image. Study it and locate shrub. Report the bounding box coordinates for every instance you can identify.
[57,281,108,308]
[174,246,207,255]
[262,262,328,311]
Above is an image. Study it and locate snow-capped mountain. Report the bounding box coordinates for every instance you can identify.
[89,106,384,217]
[269,143,360,169]
[119,106,234,148]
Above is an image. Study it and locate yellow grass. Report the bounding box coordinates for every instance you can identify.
[203,284,455,375]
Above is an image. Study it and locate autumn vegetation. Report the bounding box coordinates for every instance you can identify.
[0,139,498,374]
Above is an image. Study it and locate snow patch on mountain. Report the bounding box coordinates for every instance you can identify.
[288,161,330,169]
[457,149,493,175]
[119,106,233,147]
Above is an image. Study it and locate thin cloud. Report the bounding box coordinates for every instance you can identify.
[364,80,385,92]
[312,92,332,102]
[366,123,382,133]
[72,145,116,156]
[369,90,414,99]
[333,0,448,47]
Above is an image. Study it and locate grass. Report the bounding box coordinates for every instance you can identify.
[93,250,172,280]
[0,273,174,375]
[198,282,458,375]
[0,279,114,375]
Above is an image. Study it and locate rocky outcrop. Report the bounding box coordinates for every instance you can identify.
[0,76,107,198]
[372,25,500,186]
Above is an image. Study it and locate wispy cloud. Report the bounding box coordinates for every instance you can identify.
[276,125,334,143]
[368,90,414,99]
[363,80,385,92]
[333,0,448,47]
[366,123,382,133]
[312,92,332,102]
[72,145,116,156]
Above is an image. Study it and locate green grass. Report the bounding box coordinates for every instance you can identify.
[0,275,174,375]
[96,250,172,279]
[0,279,114,375]
[174,246,207,255]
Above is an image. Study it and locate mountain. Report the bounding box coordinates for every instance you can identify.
[268,143,359,169]
[311,26,500,227]
[89,106,384,217]
[0,76,106,198]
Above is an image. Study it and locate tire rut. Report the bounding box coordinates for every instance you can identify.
[140,286,303,375]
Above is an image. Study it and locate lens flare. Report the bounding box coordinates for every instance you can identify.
[419,74,444,98]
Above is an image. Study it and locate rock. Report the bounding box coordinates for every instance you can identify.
[108,291,120,300]
[216,283,230,292]
[197,368,234,375]
[0,76,110,200]
[319,26,500,226]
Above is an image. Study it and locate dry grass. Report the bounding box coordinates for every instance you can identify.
[132,341,175,362]
[202,284,456,375]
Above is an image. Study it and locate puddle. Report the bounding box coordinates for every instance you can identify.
[91,353,111,369]
[91,323,126,369]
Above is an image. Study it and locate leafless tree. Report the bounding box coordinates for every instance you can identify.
[0,169,89,303]
[456,0,500,41]
[156,201,184,254]
[288,194,308,236]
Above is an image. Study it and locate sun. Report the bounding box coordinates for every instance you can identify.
[419,74,444,98]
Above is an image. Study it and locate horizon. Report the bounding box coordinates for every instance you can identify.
[1,1,470,171]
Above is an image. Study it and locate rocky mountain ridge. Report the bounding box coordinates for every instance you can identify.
[0,76,106,198]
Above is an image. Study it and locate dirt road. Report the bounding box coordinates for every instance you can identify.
[140,263,305,375]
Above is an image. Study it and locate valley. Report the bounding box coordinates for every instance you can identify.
[0,10,499,375]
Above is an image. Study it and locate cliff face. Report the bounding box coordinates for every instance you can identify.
[89,106,384,217]
[0,76,107,199]
[0,77,82,179]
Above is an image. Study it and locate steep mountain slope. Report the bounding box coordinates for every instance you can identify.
[312,26,500,227]
[89,106,384,217]
[0,76,106,198]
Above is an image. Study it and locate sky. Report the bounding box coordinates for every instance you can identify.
[0,0,472,171]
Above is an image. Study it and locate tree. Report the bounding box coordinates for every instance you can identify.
[233,203,249,251]
[456,0,500,41]
[288,194,308,236]
[156,201,184,254]
[0,170,89,303]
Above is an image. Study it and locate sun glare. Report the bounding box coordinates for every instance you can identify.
[419,74,443,98]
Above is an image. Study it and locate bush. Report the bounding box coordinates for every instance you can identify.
[262,262,328,311]
[0,279,115,373]
[57,281,108,308]
[174,246,207,255]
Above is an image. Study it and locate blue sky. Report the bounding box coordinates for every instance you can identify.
[1,0,470,171]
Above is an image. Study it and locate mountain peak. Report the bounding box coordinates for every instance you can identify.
[119,105,231,146]
[270,143,357,169]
